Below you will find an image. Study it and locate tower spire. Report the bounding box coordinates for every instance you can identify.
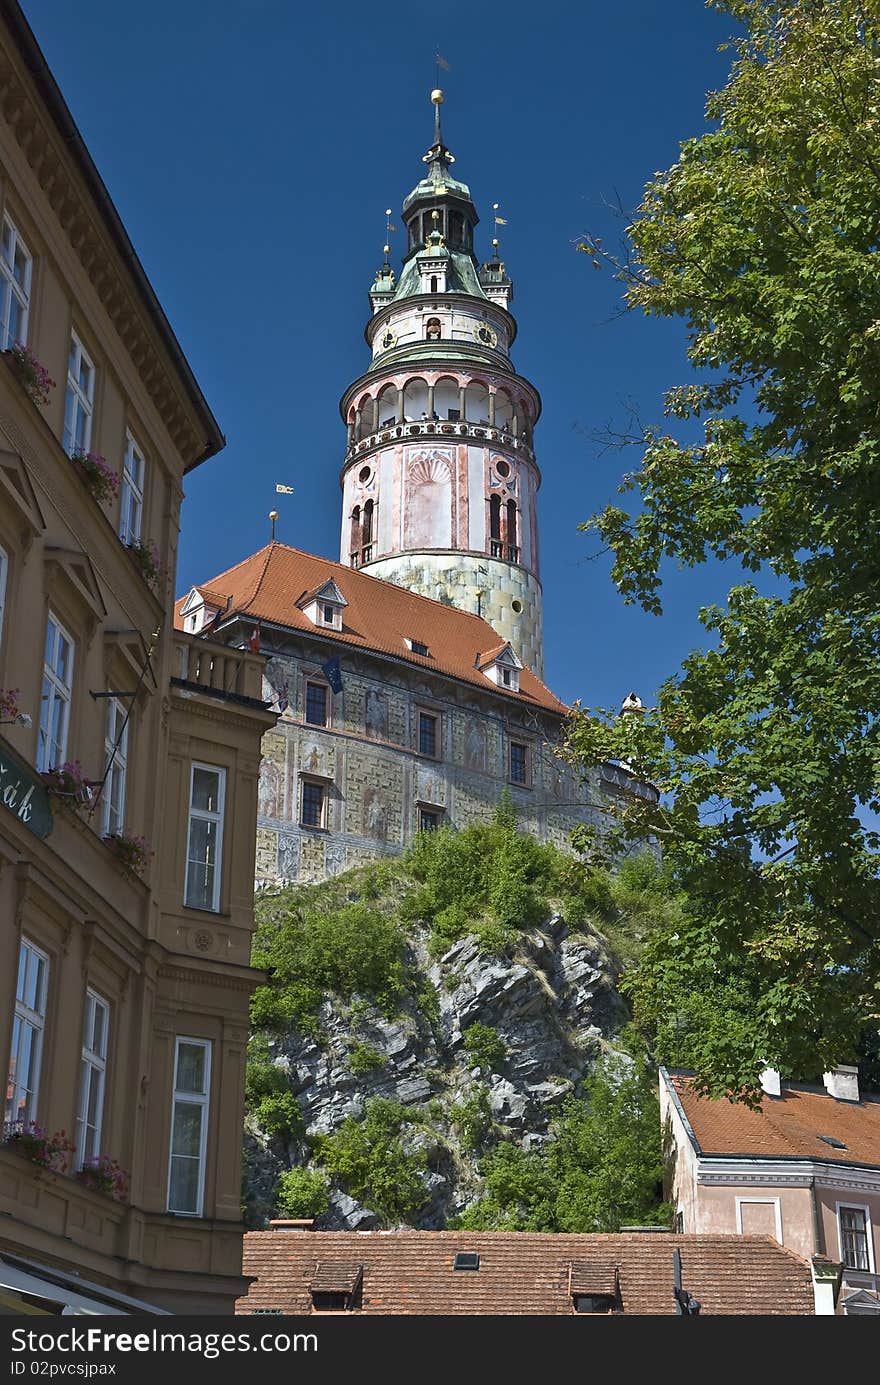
[424,87,455,169]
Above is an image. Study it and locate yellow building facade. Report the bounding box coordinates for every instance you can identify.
[0,3,275,1314]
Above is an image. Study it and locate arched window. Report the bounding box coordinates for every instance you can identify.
[425,317,442,342]
[507,501,519,561]
[489,494,502,557]
[362,498,374,551]
[350,506,361,565]
[377,382,397,428]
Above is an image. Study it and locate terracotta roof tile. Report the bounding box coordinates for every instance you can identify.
[175,543,567,715]
[669,1073,880,1167]
[237,1231,815,1316]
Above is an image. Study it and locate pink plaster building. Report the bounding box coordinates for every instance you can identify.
[660,1065,880,1315]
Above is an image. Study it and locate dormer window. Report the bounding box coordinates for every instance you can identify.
[569,1262,620,1314]
[308,1264,363,1313]
[298,578,348,633]
[478,641,523,694]
[405,638,430,658]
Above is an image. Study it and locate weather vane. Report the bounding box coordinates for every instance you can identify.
[383,207,396,267]
[492,202,508,259]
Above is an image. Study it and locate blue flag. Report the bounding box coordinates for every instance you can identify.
[322,656,343,694]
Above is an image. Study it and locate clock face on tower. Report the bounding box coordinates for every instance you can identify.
[380,327,397,350]
[474,323,497,348]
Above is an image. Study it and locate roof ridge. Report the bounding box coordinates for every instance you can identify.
[237,542,278,616]
[176,541,275,606]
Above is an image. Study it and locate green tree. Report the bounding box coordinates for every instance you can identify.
[275,1166,330,1220]
[569,0,880,1102]
[315,1099,428,1226]
[457,1050,667,1231]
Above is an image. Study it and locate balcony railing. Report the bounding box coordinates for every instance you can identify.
[172,633,265,702]
[347,418,535,465]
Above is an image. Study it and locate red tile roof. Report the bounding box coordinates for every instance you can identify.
[175,543,567,715]
[237,1231,815,1316]
[668,1073,880,1167]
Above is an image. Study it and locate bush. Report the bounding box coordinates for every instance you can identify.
[348,1043,386,1076]
[403,798,560,956]
[276,1166,330,1220]
[251,901,408,1033]
[244,1038,302,1141]
[462,1023,507,1074]
[455,1049,670,1231]
[449,1087,494,1154]
[315,1099,428,1225]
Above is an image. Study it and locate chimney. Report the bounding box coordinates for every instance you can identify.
[760,1067,782,1098]
[822,1066,859,1102]
[268,1219,314,1232]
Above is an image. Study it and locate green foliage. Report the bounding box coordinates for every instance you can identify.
[448,1087,494,1154]
[251,900,408,1034]
[244,1038,302,1142]
[315,1099,428,1225]
[456,1050,669,1231]
[462,1023,507,1074]
[570,0,880,1100]
[403,813,560,956]
[275,1166,330,1220]
[348,1042,386,1076]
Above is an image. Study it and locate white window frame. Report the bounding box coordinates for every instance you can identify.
[735,1196,783,1243]
[75,989,109,1170]
[0,213,32,351]
[100,695,128,837]
[837,1202,875,1273]
[167,1037,211,1217]
[5,938,49,1130]
[37,611,74,772]
[63,331,94,458]
[119,431,145,546]
[0,543,7,647]
[184,762,226,912]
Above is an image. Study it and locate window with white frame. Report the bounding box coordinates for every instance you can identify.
[167,1037,211,1216]
[75,990,109,1169]
[62,332,94,457]
[0,543,7,647]
[37,613,74,772]
[839,1206,872,1272]
[100,696,128,836]
[0,215,32,351]
[5,938,49,1129]
[119,432,145,546]
[184,764,225,911]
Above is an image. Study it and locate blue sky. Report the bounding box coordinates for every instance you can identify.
[22,0,740,711]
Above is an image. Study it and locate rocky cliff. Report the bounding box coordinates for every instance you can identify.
[243,839,636,1230]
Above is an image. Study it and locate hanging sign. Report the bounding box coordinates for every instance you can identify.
[0,738,53,838]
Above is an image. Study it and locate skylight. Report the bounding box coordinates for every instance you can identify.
[817,1134,847,1149]
[453,1252,480,1271]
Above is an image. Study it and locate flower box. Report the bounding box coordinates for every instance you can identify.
[3,1121,75,1173]
[103,830,153,877]
[71,451,119,506]
[42,759,93,806]
[74,1155,129,1202]
[126,537,163,591]
[4,343,55,407]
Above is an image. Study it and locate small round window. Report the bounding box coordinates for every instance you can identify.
[358,465,373,484]
[495,460,510,479]
[511,599,523,614]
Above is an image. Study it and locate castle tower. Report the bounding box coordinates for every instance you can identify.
[339,91,545,676]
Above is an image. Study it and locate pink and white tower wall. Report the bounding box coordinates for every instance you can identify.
[338,90,545,676]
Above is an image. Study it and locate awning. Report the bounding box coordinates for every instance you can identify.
[0,1255,168,1315]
